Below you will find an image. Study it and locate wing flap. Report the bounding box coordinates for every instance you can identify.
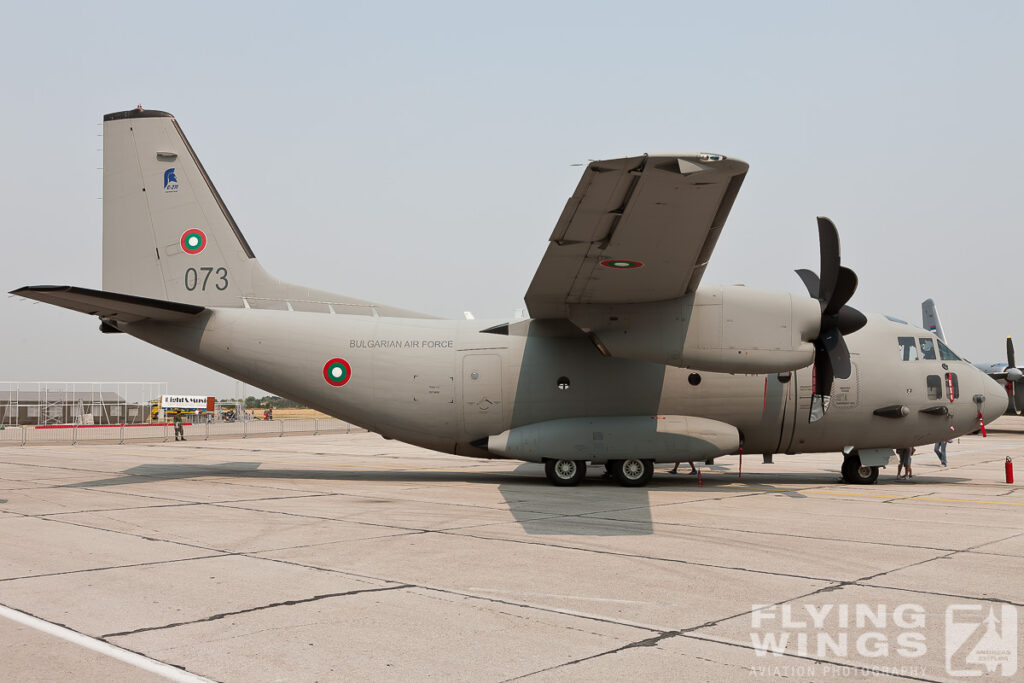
[11,285,205,323]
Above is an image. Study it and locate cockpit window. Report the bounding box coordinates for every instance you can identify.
[937,340,961,361]
[919,337,937,360]
[898,336,919,361]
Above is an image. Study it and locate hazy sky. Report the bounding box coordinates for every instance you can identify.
[2,1,1021,397]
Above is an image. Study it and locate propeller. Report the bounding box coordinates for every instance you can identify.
[1003,337,1023,414]
[795,217,868,422]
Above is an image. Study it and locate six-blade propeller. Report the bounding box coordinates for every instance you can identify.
[795,217,868,422]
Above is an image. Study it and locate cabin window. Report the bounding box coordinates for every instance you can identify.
[919,338,937,361]
[938,340,961,361]
[556,376,571,391]
[688,373,702,386]
[898,337,919,361]
[926,375,943,400]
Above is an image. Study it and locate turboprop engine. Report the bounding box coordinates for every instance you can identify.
[567,218,867,410]
[569,285,822,374]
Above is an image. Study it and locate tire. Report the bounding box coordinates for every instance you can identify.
[610,458,654,487]
[841,456,878,484]
[545,459,587,486]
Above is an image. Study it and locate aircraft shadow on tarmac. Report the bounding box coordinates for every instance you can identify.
[59,461,970,538]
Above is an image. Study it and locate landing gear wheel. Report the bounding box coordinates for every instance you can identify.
[610,458,654,487]
[841,456,878,484]
[545,459,587,486]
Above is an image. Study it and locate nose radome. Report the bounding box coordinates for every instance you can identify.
[979,373,1009,425]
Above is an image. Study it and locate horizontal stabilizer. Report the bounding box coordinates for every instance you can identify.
[10,285,205,323]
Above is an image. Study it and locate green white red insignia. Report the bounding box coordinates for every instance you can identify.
[323,358,352,386]
[180,228,207,254]
[600,259,643,269]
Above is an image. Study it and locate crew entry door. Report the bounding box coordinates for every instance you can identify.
[462,354,504,437]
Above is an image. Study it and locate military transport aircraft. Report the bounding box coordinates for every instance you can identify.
[12,108,1007,487]
[922,299,1022,415]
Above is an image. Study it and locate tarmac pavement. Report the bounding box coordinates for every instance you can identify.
[1,419,1022,681]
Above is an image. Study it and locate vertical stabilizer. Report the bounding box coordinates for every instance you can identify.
[921,298,946,342]
[101,107,432,317]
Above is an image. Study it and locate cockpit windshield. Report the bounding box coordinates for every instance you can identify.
[937,339,961,361]
[898,336,961,362]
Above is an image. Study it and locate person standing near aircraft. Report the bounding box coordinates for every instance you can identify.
[896,447,913,479]
[172,412,185,442]
[934,439,950,467]
[668,461,698,475]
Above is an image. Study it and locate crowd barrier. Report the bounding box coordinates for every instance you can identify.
[0,418,361,446]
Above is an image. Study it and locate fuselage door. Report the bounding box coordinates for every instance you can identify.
[462,354,504,437]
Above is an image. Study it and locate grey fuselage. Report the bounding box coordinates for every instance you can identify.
[122,307,1007,461]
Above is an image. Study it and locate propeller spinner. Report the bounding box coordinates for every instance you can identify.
[795,217,867,422]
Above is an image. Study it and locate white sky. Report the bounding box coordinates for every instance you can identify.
[2,1,1021,397]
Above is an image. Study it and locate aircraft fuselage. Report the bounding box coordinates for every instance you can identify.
[123,307,1005,461]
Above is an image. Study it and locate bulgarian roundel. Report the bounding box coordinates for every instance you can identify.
[600,259,643,269]
[180,228,207,254]
[323,358,352,386]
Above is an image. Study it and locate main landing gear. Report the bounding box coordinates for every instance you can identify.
[544,459,587,486]
[841,454,879,484]
[544,458,654,487]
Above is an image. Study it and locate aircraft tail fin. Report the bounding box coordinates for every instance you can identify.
[101,107,433,318]
[921,298,946,342]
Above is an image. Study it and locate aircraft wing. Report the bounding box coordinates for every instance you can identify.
[10,285,205,323]
[525,154,748,319]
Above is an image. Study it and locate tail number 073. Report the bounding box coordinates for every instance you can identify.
[184,267,229,291]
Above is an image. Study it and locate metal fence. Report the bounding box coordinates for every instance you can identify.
[0,418,361,446]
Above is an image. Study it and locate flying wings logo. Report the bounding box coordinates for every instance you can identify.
[323,358,352,386]
[163,168,179,193]
[946,605,1017,677]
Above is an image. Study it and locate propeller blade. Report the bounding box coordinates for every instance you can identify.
[795,269,820,298]
[836,304,868,335]
[1015,381,1024,416]
[813,340,835,397]
[824,266,858,316]
[822,327,852,380]
[817,217,840,306]
[1009,381,1020,416]
[1008,336,1016,370]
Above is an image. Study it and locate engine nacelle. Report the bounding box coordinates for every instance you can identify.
[568,285,820,373]
[487,415,740,463]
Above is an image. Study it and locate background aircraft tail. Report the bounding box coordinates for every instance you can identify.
[921,298,946,342]
[101,107,431,317]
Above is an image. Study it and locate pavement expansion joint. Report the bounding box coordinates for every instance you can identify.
[443,529,841,583]
[101,584,413,639]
